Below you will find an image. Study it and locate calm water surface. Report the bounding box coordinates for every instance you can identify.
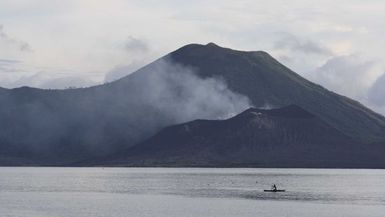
[0,167,384,217]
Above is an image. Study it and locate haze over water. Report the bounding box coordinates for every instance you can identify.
[1,167,384,217]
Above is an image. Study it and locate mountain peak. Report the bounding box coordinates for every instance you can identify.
[174,42,267,55]
[172,42,234,54]
[169,43,279,74]
[205,42,220,47]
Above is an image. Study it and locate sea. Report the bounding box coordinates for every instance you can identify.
[0,167,384,217]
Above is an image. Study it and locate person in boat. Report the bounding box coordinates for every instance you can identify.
[272,184,277,191]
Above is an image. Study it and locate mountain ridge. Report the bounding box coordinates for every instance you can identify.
[0,42,384,166]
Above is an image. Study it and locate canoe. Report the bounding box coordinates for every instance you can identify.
[264,189,285,192]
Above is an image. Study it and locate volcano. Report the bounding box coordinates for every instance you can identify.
[1,43,384,167]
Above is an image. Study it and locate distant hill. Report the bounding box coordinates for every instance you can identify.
[0,43,384,166]
[88,105,385,168]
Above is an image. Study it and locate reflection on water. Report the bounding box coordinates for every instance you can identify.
[0,167,384,217]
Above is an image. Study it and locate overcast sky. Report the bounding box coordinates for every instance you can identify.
[0,0,384,114]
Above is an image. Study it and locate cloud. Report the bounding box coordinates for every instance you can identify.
[124,36,149,54]
[40,76,97,89]
[5,72,97,89]
[0,58,22,73]
[0,58,20,64]
[0,50,100,89]
[0,59,36,88]
[274,33,332,56]
[367,73,385,107]
[104,62,144,83]
[0,59,98,89]
[0,25,32,52]
[104,36,155,82]
[306,55,382,99]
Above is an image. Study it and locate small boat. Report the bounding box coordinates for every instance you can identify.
[264,189,285,192]
[264,184,284,192]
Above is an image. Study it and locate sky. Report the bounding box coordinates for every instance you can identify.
[0,0,384,115]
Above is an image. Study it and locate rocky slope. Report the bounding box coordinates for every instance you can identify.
[92,105,385,168]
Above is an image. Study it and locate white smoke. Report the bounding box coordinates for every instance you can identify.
[118,58,253,124]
